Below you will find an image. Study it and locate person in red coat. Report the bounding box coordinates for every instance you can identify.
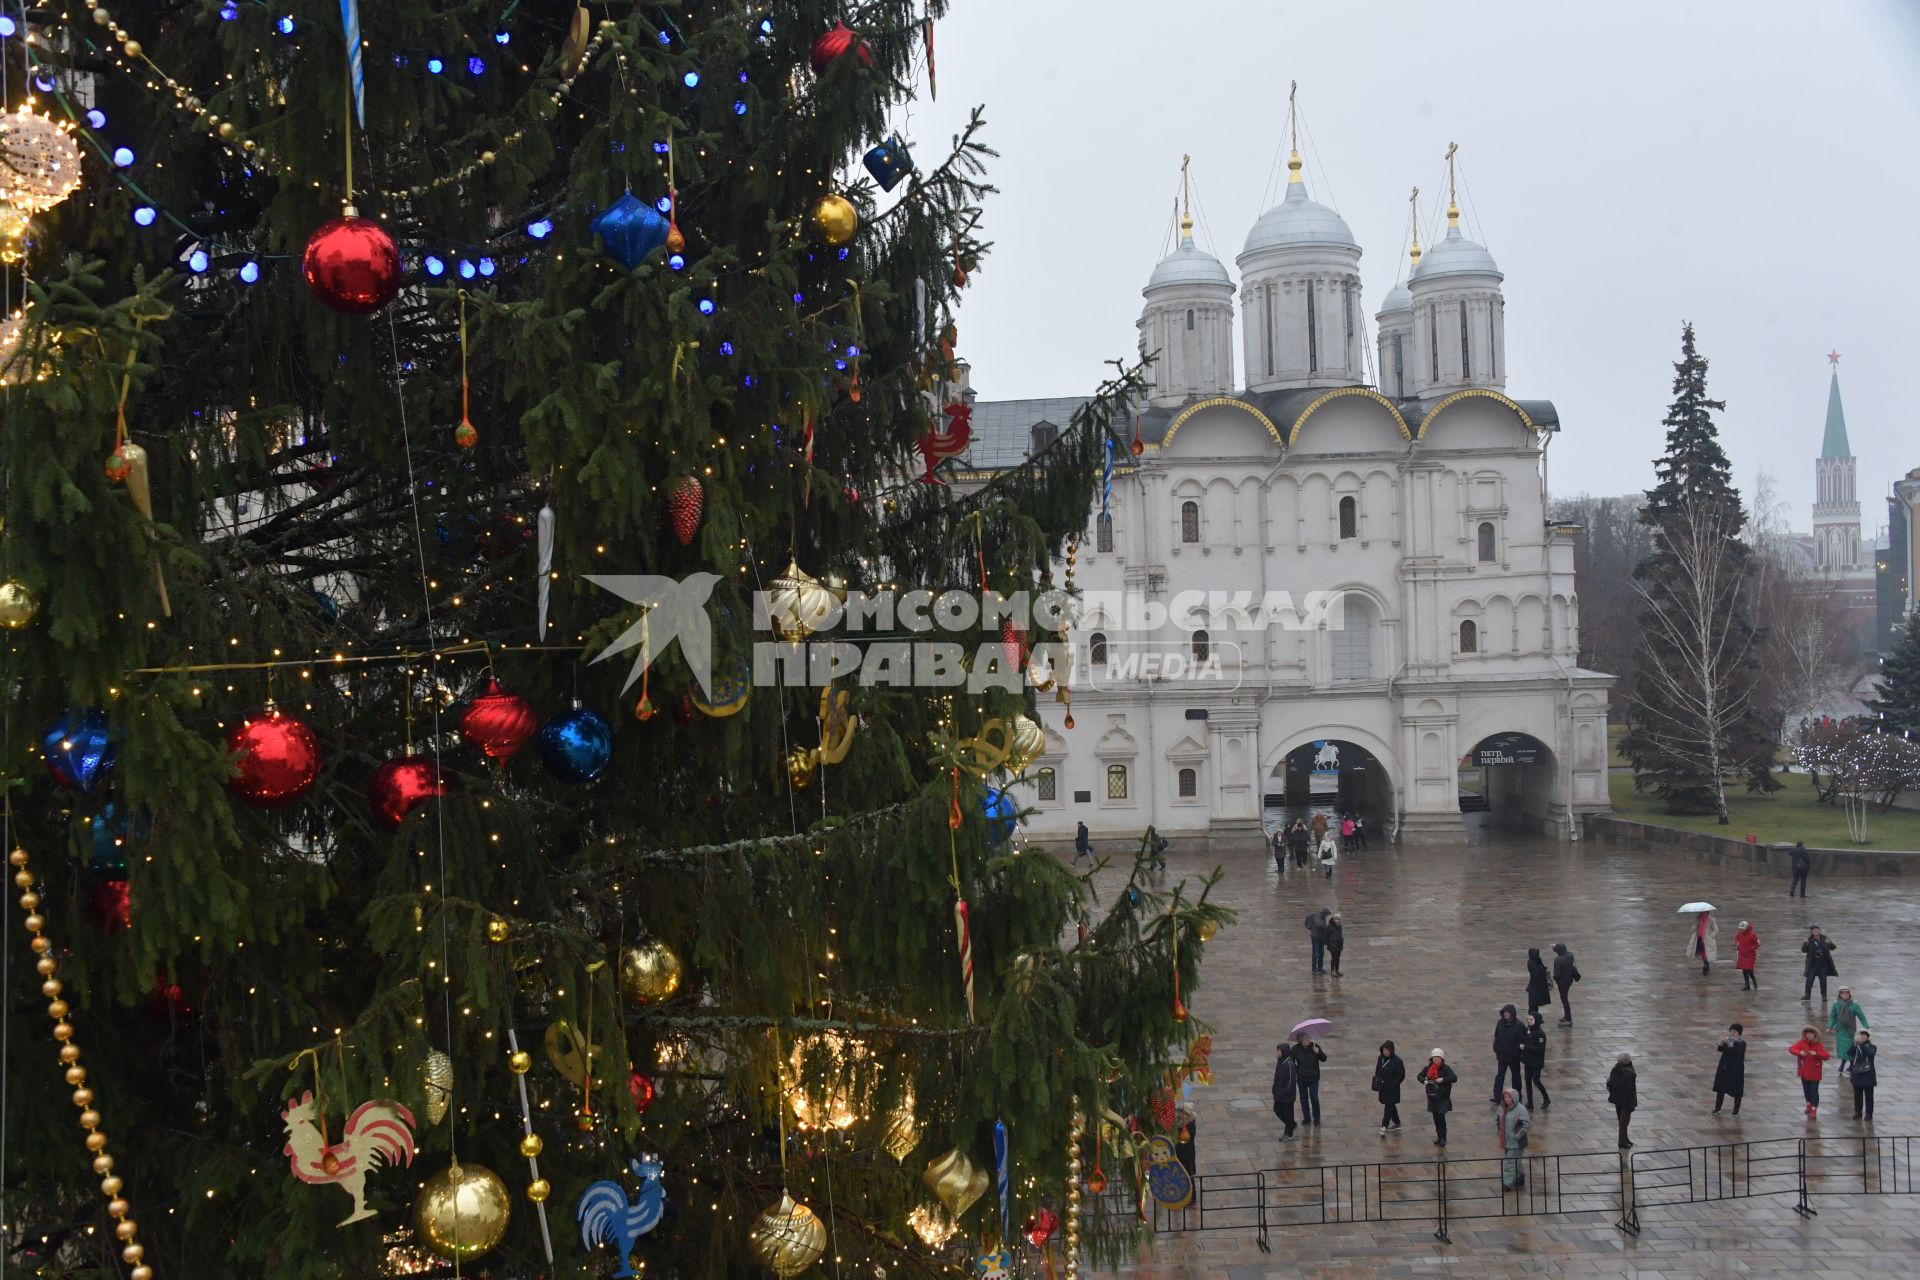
[1789,1027,1832,1119]
[1734,921,1760,991]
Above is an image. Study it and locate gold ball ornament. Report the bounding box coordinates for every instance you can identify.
[787,746,819,791]
[767,559,837,642]
[808,193,858,247]
[518,1133,544,1159]
[526,1177,552,1203]
[747,1191,828,1277]
[1196,918,1219,943]
[618,940,684,1005]
[486,917,512,943]
[414,1161,512,1261]
[922,1146,989,1219]
[0,579,39,629]
[1006,714,1047,776]
[507,1049,533,1075]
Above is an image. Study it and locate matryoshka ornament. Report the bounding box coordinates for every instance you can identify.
[1142,1133,1193,1210]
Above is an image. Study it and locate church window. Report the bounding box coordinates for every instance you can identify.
[1392,333,1405,398]
[1429,305,1439,382]
[1037,767,1057,801]
[1264,287,1275,377]
[1106,764,1130,800]
[1177,767,1198,798]
[1459,619,1478,653]
[1181,500,1200,544]
[1478,522,1497,562]
[1089,632,1108,668]
[1490,305,1498,380]
[1460,303,1471,380]
[1186,308,1195,331]
[1192,630,1210,662]
[1306,282,1319,373]
[1031,422,1058,454]
[1096,512,1114,553]
[1330,610,1374,682]
[1343,281,1354,338]
[1338,496,1358,540]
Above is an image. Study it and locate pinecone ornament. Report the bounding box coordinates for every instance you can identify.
[667,475,704,547]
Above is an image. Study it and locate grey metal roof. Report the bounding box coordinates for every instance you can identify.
[1241,182,1358,258]
[1146,235,1234,291]
[1409,224,1501,282]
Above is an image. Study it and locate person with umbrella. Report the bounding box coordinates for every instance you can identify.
[1421,1049,1457,1148]
[1289,1021,1330,1128]
[1680,902,1718,977]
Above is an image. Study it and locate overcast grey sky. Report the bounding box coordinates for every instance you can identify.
[905,0,1920,531]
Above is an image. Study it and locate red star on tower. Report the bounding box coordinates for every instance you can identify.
[1827,349,1842,366]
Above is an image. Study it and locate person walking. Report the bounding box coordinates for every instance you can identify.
[1372,1041,1407,1134]
[1146,826,1169,871]
[1289,820,1311,870]
[1850,1030,1877,1121]
[1073,821,1091,865]
[1788,1026,1831,1119]
[1271,1043,1298,1140]
[1497,1088,1531,1189]
[1688,910,1718,976]
[1311,810,1329,849]
[1305,908,1330,975]
[1340,814,1356,850]
[1352,814,1369,852]
[1551,943,1580,1025]
[1290,1033,1328,1127]
[1712,1023,1746,1116]
[1325,913,1346,977]
[1788,840,1811,897]
[1317,830,1339,879]
[1525,948,1551,1019]
[1828,987,1869,1073]
[1734,920,1760,990]
[1801,926,1838,1003]
[1607,1053,1637,1149]
[1421,1049,1457,1148]
[1520,1012,1552,1110]
[1491,1004,1525,1103]
[1270,825,1287,872]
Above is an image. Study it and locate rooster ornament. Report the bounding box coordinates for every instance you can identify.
[281,1090,417,1226]
[577,1154,666,1277]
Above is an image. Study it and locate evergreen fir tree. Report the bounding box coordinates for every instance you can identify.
[1620,323,1770,819]
[0,5,1208,1278]
[1871,612,1920,735]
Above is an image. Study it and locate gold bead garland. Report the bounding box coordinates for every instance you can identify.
[1064,1099,1083,1280]
[9,845,154,1280]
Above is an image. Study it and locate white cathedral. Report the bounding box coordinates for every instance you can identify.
[960,146,1615,848]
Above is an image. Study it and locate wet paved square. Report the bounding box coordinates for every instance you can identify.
[1083,834,1920,1276]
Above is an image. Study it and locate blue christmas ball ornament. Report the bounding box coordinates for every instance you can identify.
[590,192,670,270]
[43,708,115,794]
[863,134,914,192]
[538,704,614,784]
[982,787,1019,846]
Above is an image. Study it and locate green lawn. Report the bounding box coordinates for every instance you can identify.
[1608,724,1630,767]
[1607,769,1920,850]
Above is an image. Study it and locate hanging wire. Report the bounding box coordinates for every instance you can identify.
[1456,155,1492,251]
[1295,104,1341,213]
[1188,170,1222,258]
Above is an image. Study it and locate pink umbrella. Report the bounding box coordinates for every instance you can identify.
[1290,1018,1334,1039]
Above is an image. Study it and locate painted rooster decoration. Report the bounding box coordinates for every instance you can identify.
[577,1154,666,1277]
[281,1091,417,1226]
[916,399,972,484]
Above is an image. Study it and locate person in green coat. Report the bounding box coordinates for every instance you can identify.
[1829,988,1869,1073]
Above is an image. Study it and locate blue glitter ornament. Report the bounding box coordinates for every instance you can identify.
[982,787,1018,846]
[537,704,614,784]
[43,708,115,793]
[863,134,914,192]
[590,192,670,270]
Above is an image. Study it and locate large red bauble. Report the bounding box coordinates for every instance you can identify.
[90,880,133,934]
[226,705,321,808]
[667,475,704,547]
[628,1070,655,1115]
[458,679,538,761]
[808,21,873,74]
[1021,1206,1059,1249]
[368,755,449,831]
[302,215,403,314]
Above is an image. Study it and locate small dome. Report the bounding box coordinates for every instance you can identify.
[1242,181,1357,257]
[1146,232,1232,291]
[1377,279,1413,316]
[1410,223,1500,282]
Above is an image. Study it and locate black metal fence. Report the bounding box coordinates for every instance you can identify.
[1086,1134,1915,1251]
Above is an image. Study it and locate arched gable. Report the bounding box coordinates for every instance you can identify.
[1417,388,1538,441]
[1159,397,1285,452]
[1288,387,1412,449]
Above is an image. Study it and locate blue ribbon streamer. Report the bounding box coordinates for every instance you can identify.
[994,1119,1009,1244]
[340,1,366,128]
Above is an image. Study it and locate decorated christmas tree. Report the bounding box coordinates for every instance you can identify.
[1871,612,1920,736]
[0,4,1217,1277]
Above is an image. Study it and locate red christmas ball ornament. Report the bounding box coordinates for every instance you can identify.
[368,755,449,831]
[809,21,873,74]
[225,704,321,808]
[666,474,704,547]
[628,1070,655,1115]
[302,214,403,314]
[104,447,131,483]
[453,421,478,449]
[1021,1206,1059,1249]
[90,881,133,934]
[1084,1167,1108,1195]
[147,972,195,1021]
[459,679,538,762]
